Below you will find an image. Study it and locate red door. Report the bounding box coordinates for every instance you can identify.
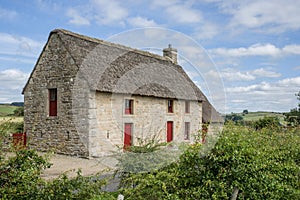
[167,121,173,142]
[124,123,132,150]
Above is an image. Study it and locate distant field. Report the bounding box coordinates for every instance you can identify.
[239,111,285,122]
[0,104,18,116]
[0,117,24,123]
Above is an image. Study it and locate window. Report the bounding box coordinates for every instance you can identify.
[49,88,57,116]
[125,99,134,114]
[167,100,173,113]
[184,122,190,140]
[185,101,190,113]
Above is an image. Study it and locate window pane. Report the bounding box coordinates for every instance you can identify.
[185,101,190,113]
[168,100,173,113]
[49,89,57,101]
[125,99,133,114]
[184,122,190,140]
[49,89,57,116]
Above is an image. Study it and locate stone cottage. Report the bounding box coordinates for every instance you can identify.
[22,29,220,158]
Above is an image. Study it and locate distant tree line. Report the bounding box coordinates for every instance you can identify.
[225,91,300,127]
[10,102,24,107]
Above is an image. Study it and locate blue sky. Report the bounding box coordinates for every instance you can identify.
[0,0,299,113]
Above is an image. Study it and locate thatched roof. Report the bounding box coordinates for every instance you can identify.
[52,29,205,101]
[23,29,224,122]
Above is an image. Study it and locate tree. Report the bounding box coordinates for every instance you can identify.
[284,91,300,126]
[225,113,243,124]
[243,109,249,114]
[13,107,24,116]
[296,91,300,110]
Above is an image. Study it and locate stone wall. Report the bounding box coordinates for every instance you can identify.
[23,33,89,157]
[23,30,205,158]
[89,92,202,157]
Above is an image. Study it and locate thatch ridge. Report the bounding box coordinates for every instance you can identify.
[51,29,172,63]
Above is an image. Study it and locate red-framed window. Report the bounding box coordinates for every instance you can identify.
[184,122,190,140]
[185,101,190,113]
[167,100,173,113]
[49,88,57,116]
[125,99,134,114]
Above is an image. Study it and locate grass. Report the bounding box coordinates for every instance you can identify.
[0,104,18,116]
[242,111,285,122]
[0,105,24,124]
[0,117,24,124]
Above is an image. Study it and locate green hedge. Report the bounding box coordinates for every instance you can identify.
[120,124,300,199]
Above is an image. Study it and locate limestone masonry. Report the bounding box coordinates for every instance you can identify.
[22,29,221,158]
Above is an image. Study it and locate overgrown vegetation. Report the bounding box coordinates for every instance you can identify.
[0,122,116,200]
[118,124,300,199]
[0,102,299,199]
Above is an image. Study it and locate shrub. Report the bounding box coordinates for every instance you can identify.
[0,149,114,200]
[13,107,24,117]
[252,116,281,130]
[120,124,300,199]
[0,149,51,199]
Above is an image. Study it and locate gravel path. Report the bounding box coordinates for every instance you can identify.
[41,153,118,180]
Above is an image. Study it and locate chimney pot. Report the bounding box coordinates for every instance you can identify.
[163,44,177,64]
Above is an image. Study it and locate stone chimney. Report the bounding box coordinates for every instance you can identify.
[163,44,177,64]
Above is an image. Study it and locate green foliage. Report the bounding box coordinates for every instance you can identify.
[0,105,18,116]
[0,119,24,134]
[115,135,181,189]
[13,106,24,116]
[243,109,249,114]
[0,120,116,199]
[0,149,51,199]
[252,116,281,130]
[0,149,115,199]
[39,171,114,200]
[284,91,300,126]
[225,113,243,124]
[119,124,300,199]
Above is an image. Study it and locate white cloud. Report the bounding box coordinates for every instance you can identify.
[224,77,300,112]
[251,68,281,78]
[282,45,300,55]
[210,44,300,57]
[165,4,202,24]
[223,68,256,81]
[92,0,128,25]
[127,16,158,27]
[66,0,128,26]
[0,69,29,90]
[151,0,180,7]
[151,0,202,24]
[193,22,219,39]
[209,43,281,57]
[0,32,43,57]
[216,0,300,33]
[277,77,300,87]
[207,67,281,82]
[206,69,255,81]
[66,8,90,26]
[0,7,17,20]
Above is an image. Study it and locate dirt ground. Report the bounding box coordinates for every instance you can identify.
[41,153,118,180]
